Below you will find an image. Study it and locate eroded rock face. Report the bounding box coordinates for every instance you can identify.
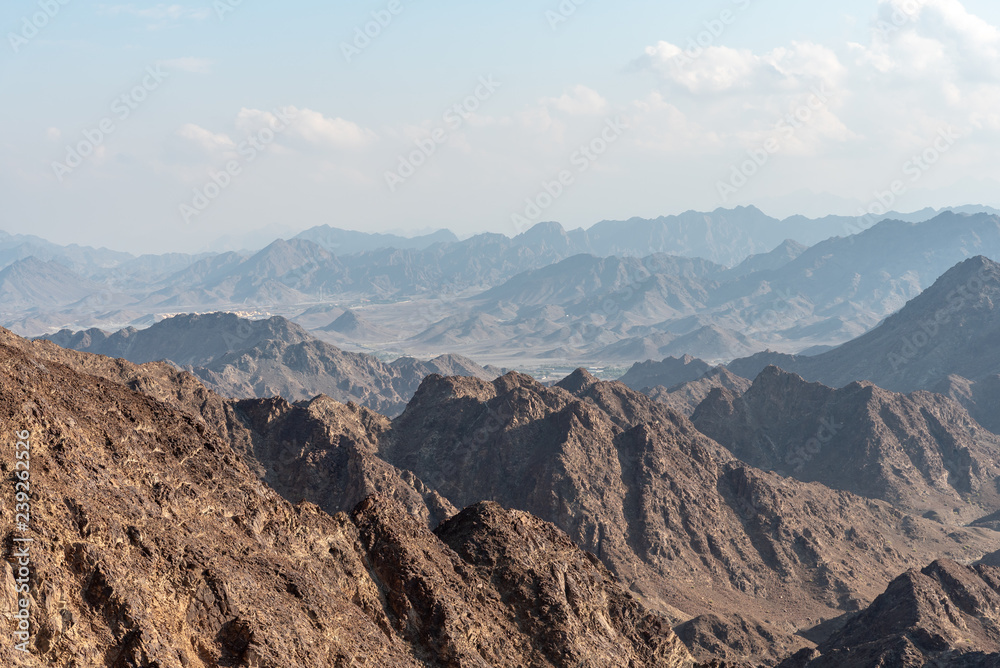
[675,613,813,667]
[354,497,695,668]
[644,366,752,416]
[377,370,1000,637]
[692,366,1000,522]
[0,337,421,667]
[233,395,457,528]
[0,329,694,667]
[782,560,1000,667]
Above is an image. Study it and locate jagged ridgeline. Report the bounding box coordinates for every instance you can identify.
[5,313,1000,666]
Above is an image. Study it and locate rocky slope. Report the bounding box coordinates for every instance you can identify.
[781,560,1000,667]
[0,327,696,666]
[726,256,1000,433]
[692,366,1000,521]
[376,370,1000,647]
[618,355,715,391]
[645,366,752,416]
[10,326,1000,665]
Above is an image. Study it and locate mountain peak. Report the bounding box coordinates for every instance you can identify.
[324,308,363,331]
[555,368,599,394]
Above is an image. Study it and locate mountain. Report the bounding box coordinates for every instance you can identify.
[375,369,998,661]
[392,214,1000,365]
[783,560,1000,667]
[293,225,458,254]
[692,366,1000,520]
[320,308,392,340]
[612,325,762,363]
[0,257,104,309]
[645,366,753,416]
[725,256,1000,431]
[619,355,714,390]
[10,326,1000,664]
[41,313,498,415]
[0,328,695,667]
[721,239,808,280]
[579,207,793,266]
[9,211,1000,369]
[733,215,1000,332]
[0,231,133,273]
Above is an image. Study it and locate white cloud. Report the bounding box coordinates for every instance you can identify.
[543,85,609,115]
[630,0,1000,161]
[175,124,234,154]
[639,40,844,94]
[173,107,376,165]
[640,42,760,94]
[278,107,377,148]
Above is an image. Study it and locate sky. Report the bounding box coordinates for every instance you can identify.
[3,0,1000,254]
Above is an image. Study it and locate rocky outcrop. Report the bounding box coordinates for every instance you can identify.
[782,560,1000,667]
[645,366,752,416]
[692,366,1000,521]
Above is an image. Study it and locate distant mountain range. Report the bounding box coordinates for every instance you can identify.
[6,208,1000,371]
[399,213,1000,363]
[41,312,501,415]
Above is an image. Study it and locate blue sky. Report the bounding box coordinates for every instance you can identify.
[3,0,1000,253]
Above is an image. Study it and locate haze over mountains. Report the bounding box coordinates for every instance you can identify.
[5,206,1000,371]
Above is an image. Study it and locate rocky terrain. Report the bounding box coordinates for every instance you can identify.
[42,312,500,415]
[691,366,1000,521]
[0,328,697,667]
[376,369,1000,661]
[724,255,1000,434]
[646,366,753,416]
[781,559,1000,666]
